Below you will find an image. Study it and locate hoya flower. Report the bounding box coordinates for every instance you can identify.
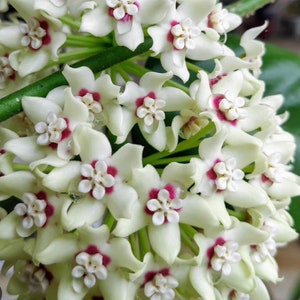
[42,126,142,229]
[0,46,37,98]
[242,200,298,284]
[206,2,242,35]
[189,217,269,300]
[113,162,219,264]
[117,71,193,150]
[148,0,233,82]
[0,190,67,242]
[191,70,276,134]
[167,109,211,151]
[0,127,19,175]
[79,0,173,50]
[190,128,269,211]
[0,0,66,76]
[0,49,16,91]
[6,260,56,299]
[3,88,90,169]
[14,192,49,231]
[130,252,199,299]
[209,239,241,276]
[35,224,143,300]
[62,65,123,134]
[250,150,300,200]
[240,22,268,78]
[216,277,271,300]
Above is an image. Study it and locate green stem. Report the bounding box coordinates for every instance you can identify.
[227,209,247,221]
[138,227,151,258]
[65,34,111,48]
[60,15,81,30]
[11,163,30,171]
[113,65,132,82]
[67,34,105,43]
[63,40,101,48]
[103,212,115,231]
[143,122,214,165]
[0,37,153,123]
[186,61,201,74]
[129,233,140,260]
[11,163,53,173]
[180,224,198,255]
[150,155,198,166]
[227,0,275,17]
[47,47,105,67]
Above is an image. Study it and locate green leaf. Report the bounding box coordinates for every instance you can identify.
[227,0,275,17]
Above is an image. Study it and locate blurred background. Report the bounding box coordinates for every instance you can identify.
[0,0,300,299]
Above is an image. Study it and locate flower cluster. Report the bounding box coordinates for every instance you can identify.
[0,0,299,299]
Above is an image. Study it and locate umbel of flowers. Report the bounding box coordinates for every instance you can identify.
[0,0,299,299]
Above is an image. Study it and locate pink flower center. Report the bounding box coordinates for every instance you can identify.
[206,158,222,181]
[82,245,111,267]
[145,184,183,225]
[213,94,247,125]
[135,91,156,109]
[213,95,237,125]
[143,268,170,286]
[206,237,226,268]
[107,1,139,23]
[79,89,101,102]
[35,191,55,227]
[135,92,166,130]
[167,21,180,46]
[0,54,16,84]
[167,19,200,51]
[49,118,72,150]
[20,18,51,51]
[206,158,244,192]
[14,191,55,230]
[78,160,118,200]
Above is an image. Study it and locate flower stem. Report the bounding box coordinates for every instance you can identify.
[186,61,201,74]
[143,122,215,165]
[47,47,105,67]
[11,163,30,171]
[60,15,81,30]
[150,155,198,166]
[138,228,151,258]
[67,34,108,44]
[227,209,247,221]
[0,37,153,122]
[129,233,140,260]
[180,224,198,255]
[103,212,116,231]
